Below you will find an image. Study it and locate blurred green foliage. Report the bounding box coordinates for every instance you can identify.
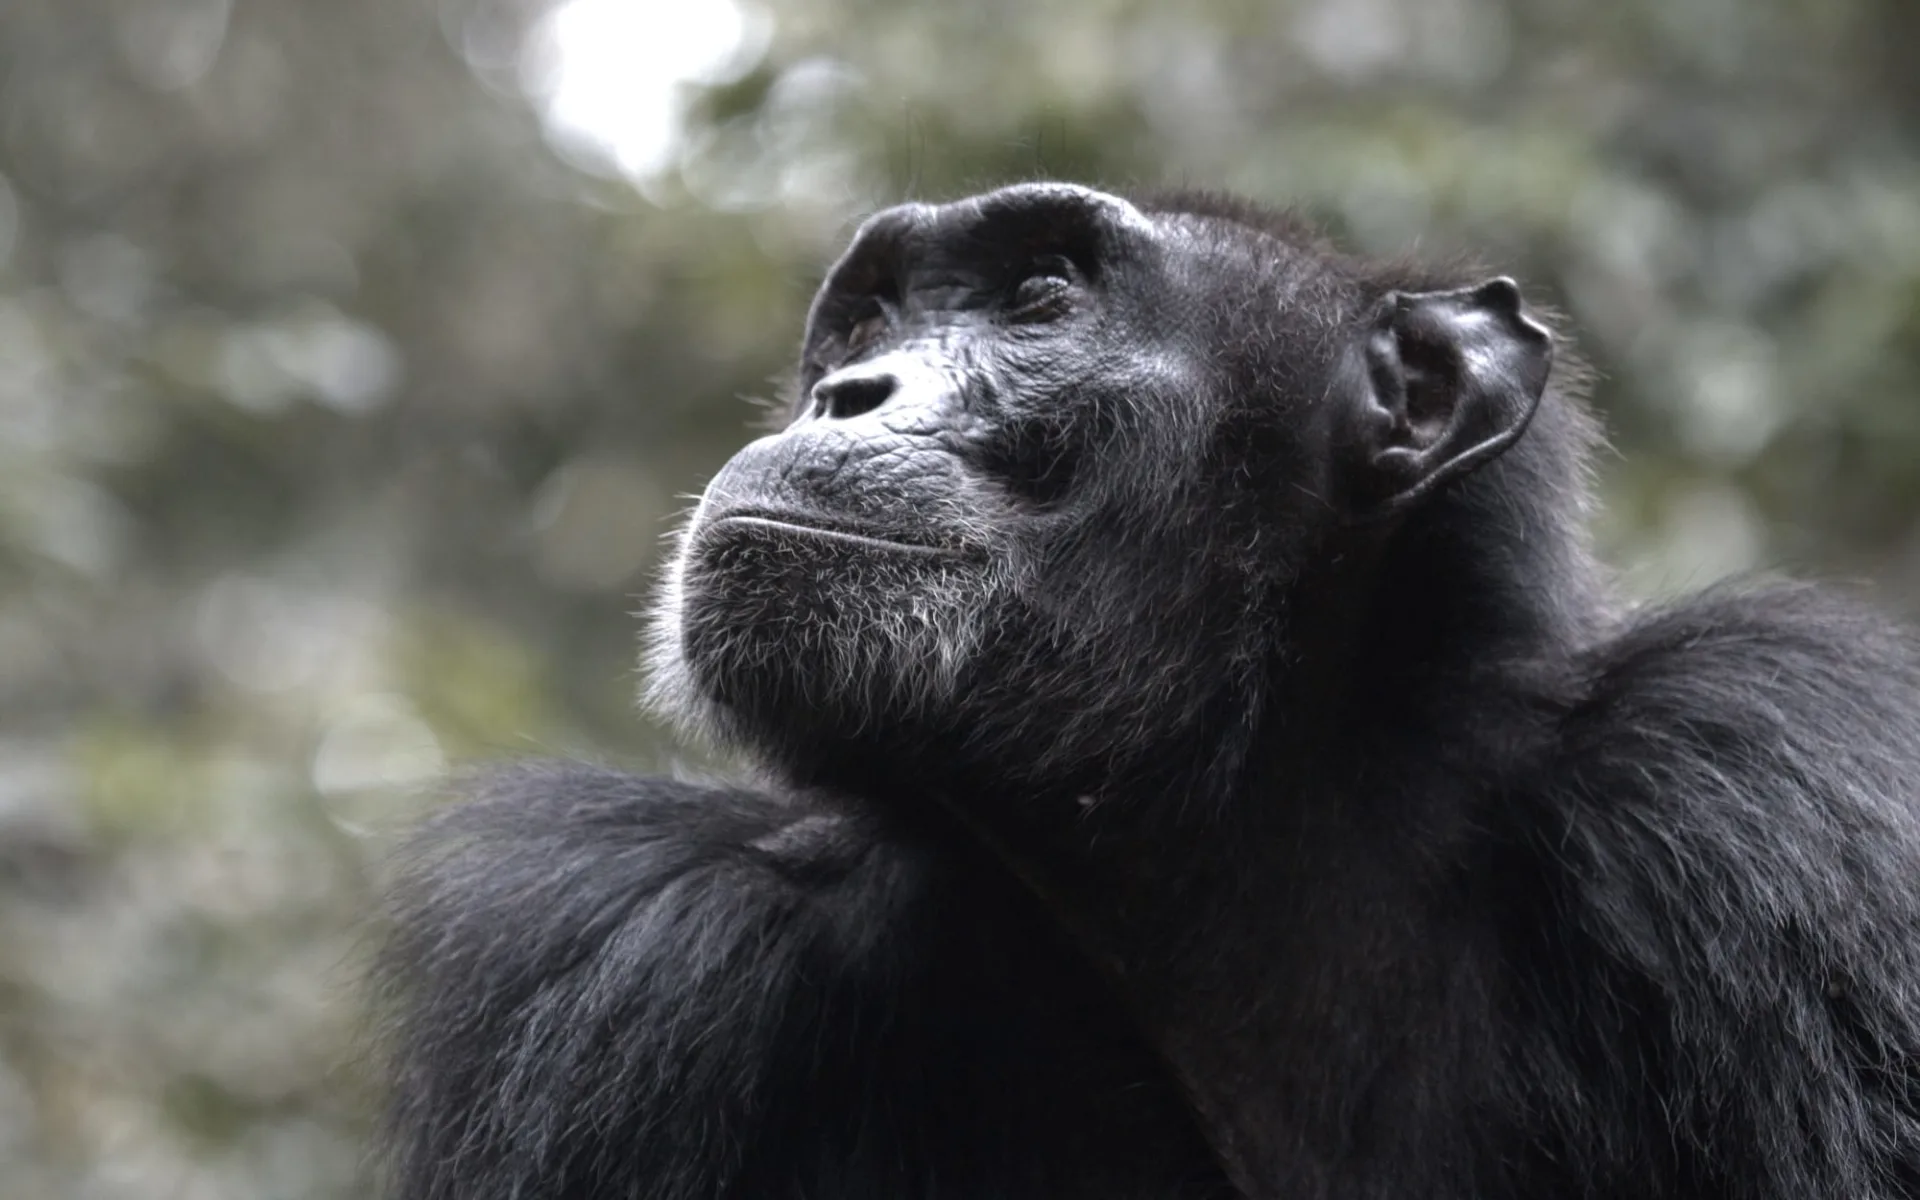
[1,0,1918,1194]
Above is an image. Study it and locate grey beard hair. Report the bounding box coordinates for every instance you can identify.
[640,512,1012,748]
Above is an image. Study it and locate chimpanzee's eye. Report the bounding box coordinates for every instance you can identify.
[1008,255,1077,322]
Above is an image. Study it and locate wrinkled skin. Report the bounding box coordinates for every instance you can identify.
[654,186,1227,759]
[655,184,1547,787]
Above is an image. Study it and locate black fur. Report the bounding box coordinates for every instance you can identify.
[375,184,1920,1199]
[376,766,1229,1199]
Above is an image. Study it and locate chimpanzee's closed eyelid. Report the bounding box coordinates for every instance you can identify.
[1006,255,1079,321]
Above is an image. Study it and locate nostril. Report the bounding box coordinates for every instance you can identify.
[811,372,898,419]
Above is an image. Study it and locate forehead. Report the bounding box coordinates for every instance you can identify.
[879,183,1156,245]
[802,184,1349,353]
[824,184,1165,287]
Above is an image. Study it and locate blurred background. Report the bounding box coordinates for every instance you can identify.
[1,0,1918,1194]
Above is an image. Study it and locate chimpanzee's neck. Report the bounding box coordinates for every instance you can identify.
[1045,487,1603,1195]
[997,651,1566,1194]
[967,471,1605,1196]
[1062,692,1539,1197]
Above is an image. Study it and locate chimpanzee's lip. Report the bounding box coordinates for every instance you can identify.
[706,511,966,558]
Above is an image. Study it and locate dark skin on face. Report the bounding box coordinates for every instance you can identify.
[669,185,1549,766]
[382,184,1920,1200]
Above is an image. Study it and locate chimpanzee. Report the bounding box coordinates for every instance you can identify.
[374,183,1920,1200]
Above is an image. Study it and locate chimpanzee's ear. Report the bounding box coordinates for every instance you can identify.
[1333,277,1553,518]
